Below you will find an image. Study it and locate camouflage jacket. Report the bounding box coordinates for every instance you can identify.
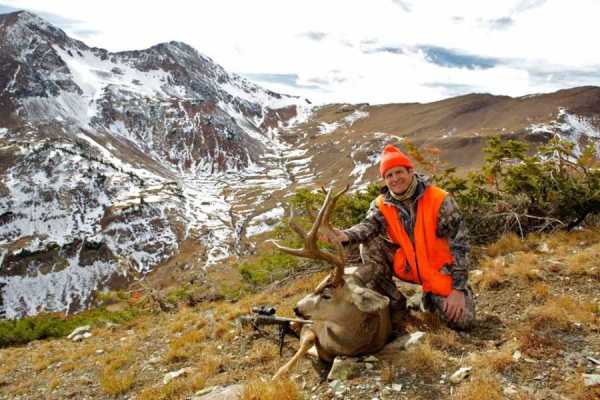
[342,175,470,291]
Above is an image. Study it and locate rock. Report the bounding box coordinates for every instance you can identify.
[587,356,600,365]
[67,325,91,340]
[71,332,92,341]
[503,385,518,395]
[583,374,600,387]
[390,383,403,392]
[192,384,244,400]
[492,256,506,268]
[163,367,194,385]
[449,367,472,384]
[363,355,379,363]
[401,331,426,350]
[328,379,346,395]
[327,357,362,381]
[512,350,522,361]
[147,356,161,364]
[530,269,545,279]
[96,349,104,355]
[378,331,427,362]
[538,242,550,253]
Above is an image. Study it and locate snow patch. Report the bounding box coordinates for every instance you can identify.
[0,259,122,319]
[344,110,369,125]
[527,108,600,155]
[246,206,285,237]
[319,122,341,135]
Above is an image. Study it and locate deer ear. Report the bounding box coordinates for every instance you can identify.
[349,285,390,313]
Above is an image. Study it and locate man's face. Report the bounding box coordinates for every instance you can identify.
[383,166,414,194]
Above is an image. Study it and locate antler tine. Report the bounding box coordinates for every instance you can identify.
[267,239,310,258]
[287,206,307,240]
[305,188,334,242]
[321,184,350,231]
[314,185,349,285]
[270,185,351,286]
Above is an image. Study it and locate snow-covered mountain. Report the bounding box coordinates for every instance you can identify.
[0,11,312,318]
[2,11,599,320]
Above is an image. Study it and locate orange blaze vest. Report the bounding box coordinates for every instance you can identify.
[376,186,454,296]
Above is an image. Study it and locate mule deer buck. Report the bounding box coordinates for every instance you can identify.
[271,186,392,380]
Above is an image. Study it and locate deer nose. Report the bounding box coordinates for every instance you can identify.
[293,307,301,317]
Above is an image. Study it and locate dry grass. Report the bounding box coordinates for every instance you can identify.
[454,371,503,400]
[527,295,598,331]
[241,377,303,400]
[507,252,543,280]
[561,373,600,400]
[165,330,206,363]
[137,371,207,400]
[516,324,563,358]
[530,282,550,301]
[32,351,61,371]
[247,340,280,364]
[429,328,462,352]
[47,375,61,391]
[100,367,137,396]
[469,345,514,374]
[380,362,396,384]
[402,341,445,379]
[472,258,506,290]
[544,228,600,250]
[485,233,527,257]
[564,242,600,277]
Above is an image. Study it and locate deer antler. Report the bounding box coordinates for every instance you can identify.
[270,185,350,286]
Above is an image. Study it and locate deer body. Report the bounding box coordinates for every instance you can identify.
[271,187,393,379]
[295,274,391,362]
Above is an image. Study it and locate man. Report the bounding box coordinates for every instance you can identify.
[329,144,475,330]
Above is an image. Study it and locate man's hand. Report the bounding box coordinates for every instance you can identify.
[319,227,349,244]
[443,289,466,323]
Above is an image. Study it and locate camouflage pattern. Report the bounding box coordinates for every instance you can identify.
[422,287,476,330]
[342,174,475,329]
[343,174,471,291]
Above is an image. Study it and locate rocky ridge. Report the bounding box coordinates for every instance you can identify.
[0,11,311,318]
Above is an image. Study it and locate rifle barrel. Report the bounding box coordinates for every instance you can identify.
[239,315,314,325]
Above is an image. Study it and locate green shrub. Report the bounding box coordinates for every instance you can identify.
[239,252,299,286]
[0,307,140,347]
[407,136,600,243]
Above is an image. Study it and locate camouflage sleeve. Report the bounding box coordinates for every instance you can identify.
[437,194,470,291]
[342,199,386,244]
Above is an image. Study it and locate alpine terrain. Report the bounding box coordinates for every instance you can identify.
[1,11,600,322]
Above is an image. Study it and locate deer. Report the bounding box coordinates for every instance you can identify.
[270,186,392,380]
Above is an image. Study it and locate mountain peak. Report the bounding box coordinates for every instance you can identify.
[0,9,70,45]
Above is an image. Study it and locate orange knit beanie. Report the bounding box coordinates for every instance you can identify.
[379,144,414,177]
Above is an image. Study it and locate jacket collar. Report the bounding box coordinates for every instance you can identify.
[380,174,430,208]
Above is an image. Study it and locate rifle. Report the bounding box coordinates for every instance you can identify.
[239,306,313,355]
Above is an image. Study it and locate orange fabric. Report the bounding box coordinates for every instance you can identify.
[379,144,414,177]
[376,186,454,296]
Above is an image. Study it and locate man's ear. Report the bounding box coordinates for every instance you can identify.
[349,285,390,313]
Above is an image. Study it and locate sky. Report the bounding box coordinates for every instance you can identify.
[1,0,599,105]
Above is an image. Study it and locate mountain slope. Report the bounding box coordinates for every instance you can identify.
[0,11,310,318]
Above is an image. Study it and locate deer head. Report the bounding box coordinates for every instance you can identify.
[271,186,391,379]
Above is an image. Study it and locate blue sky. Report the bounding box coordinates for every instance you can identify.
[1,0,599,104]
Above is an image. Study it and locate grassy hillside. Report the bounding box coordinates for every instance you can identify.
[0,228,599,400]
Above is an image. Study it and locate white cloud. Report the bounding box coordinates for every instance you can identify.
[1,0,599,104]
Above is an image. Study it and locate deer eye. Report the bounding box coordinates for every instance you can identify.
[322,293,332,300]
